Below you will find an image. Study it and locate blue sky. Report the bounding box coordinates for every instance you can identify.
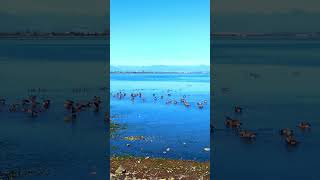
[110,0,210,66]
[212,0,320,33]
[1,0,320,33]
[0,0,108,32]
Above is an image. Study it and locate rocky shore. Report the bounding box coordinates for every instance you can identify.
[110,156,210,180]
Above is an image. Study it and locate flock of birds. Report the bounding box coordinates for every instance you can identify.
[211,106,312,146]
[0,95,103,122]
[111,90,208,109]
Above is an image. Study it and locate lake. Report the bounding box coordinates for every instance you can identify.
[212,38,320,180]
[110,73,210,161]
[0,38,108,180]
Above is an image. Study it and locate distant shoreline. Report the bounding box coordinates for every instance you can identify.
[0,36,108,40]
[211,32,320,40]
[0,32,108,40]
[110,72,209,74]
[1,32,319,39]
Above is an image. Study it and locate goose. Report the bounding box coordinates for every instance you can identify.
[0,98,6,105]
[64,100,74,110]
[234,106,242,113]
[280,128,293,137]
[42,100,50,109]
[225,116,241,128]
[285,136,298,145]
[210,124,214,133]
[184,102,190,107]
[198,103,204,109]
[239,130,256,139]
[297,122,311,130]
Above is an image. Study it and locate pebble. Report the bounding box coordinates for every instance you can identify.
[115,165,126,174]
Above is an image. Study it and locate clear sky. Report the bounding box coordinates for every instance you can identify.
[2,0,320,33]
[110,0,210,66]
[212,0,320,33]
[0,0,108,32]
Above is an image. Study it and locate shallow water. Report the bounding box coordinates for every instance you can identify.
[212,39,320,180]
[0,39,108,179]
[110,73,210,161]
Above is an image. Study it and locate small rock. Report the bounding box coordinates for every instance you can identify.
[110,173,117,179]
[115,165,126,174]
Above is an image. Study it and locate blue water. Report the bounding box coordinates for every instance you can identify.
[212,39,320,180]
[110,73,210,161]
[0,39,108,180]
[0,39,108,62]
[212,39,320,66]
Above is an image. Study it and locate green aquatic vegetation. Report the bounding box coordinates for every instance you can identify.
[124,136,145,141]
[111,146,118,151]
[110,121,127,137]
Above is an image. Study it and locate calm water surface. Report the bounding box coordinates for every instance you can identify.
[110,73,210,161]
[213,39,320,180]
[0,39,108,180]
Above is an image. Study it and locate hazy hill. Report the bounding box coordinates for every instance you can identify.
[110,65,210,73]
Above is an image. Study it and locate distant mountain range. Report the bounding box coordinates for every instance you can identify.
[110,65,210,73]
[211,32,320,39]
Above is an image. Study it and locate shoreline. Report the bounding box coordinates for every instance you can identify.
[0,35,108,40]
[111,156,210,179]
[110,72,209,74]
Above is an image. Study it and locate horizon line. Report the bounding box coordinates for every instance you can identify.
[110,64,210,66]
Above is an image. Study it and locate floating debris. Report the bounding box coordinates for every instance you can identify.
[124,136,145,141]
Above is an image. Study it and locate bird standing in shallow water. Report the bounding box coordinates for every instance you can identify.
[280,128,293,137]
[239,130,256,139]
[0,98,6,105]
[225,116,242,128]
[234,106,242,113]
[297,122,311,130]
[285,136,298,145]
